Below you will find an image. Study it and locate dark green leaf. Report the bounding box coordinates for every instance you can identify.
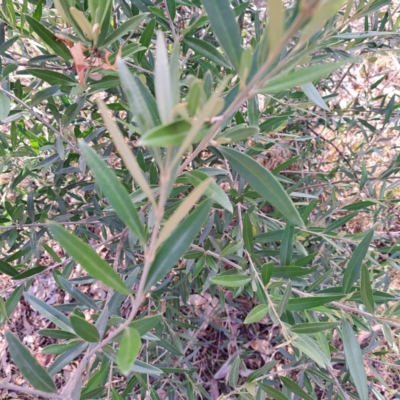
[38,329,78,340]
[6,331,56,393]
[47,222,130,295]
[290,322,340,334]
[12,266,47,280]
[79,140,145,244]
[210,274,251,288]
[360,264,374,313]
[218,146,304,227]
[26,16,71,60]
[342,318,368,399]
[145,200,212,291]
[342,229,374,293]
[243,212,253,254]
[258,383,290,400]
[70,314,100,343]
[24,68,77,86]
[280,376,315,400]
[286,295,343,310]
[184,37,231,68]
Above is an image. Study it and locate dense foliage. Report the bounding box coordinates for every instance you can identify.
[0,0,399,399]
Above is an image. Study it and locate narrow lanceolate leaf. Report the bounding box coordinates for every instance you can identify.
[185,170,233,212]
[292,334,330,368]
[24,292,72,332]
[97,100,155,206]
[70,314,100,343]
[301,82,330,111]
[360,264,375,313]
[144,200,212,292]
[242,212,253,253]
[280,377,315,400]
[280,223,294,266]
[6,331,56,393]
[277,280,292,316]
[244,304,268,324]
[48,222,130,295]
[259,59,356,94]
[26,16,71,60]
[342,228,374,293]
[78,140,145,244]
[25,68,77,86]
[155,30,173,125]
[267,0,284,54]
[258,383,290,400]
[184,37,231,68]
[117,327,141,375]
[202,0,242,71]
[100,13,147,47]
[290,322,340,334]
[219,146,304,227]
[210,274,251,288]
[117,59,159,133]
[157,179,211,247]
[342,318,368,399]
[57,275,99,310]
[0,92,11,122]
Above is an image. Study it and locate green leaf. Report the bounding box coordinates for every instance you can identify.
[290,322,340,334]
[259,59,356,94]
[5,331,56,393]
[244,304,268,324]
[11,266,47,280]
[216,124,259,143]
[38,329,78,340]
[342,228,374,293]
[70,313,100,343]
[144,199,212,292]
[78,140,145,244]
[218,146,304,227]
[41,341,81,355]
[0,260,18,276]
[24,292,72,331]
[0,92,11,122]
[185,170,233,212]
[246,361,277,383]
[277,280,291,316]
[292,334,330,368]
[258,383,290,400]
[47,222,130,295]
[301,82,329,111]
[202,0,242,71]
[360,264,375,313]
[267,0,284,54]
[210,274,251,288]
[0,35,19,55]
[100,13,147,47]
[228,355,241,388]
[286,295,343,310]
[342,318,368,399]
[117,327,141,375]
[280,223,294,266]
[243,212,253,254]
[261,262,274,286]
[24,68,77,86]
[26,16,71,60]
[184,37,231,68]
[57,275,99,310]
[128,314,162,336]
[280,376,315,400]
[139,119,192,147]
[117,59,159,133]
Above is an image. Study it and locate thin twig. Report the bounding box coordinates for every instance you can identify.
[0,380,64,399]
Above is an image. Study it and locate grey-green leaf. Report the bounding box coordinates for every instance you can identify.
[301,82,330,111]
[360,264,375,313]
[342,318,368,399]
[202,0,242,71]
[6,331,56,393]
[219,146,304,227]
[47,222,130,295]
[184,37,231,68]
[342,228,374,293]
[0,92,11,122]
[78,140,145,244]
